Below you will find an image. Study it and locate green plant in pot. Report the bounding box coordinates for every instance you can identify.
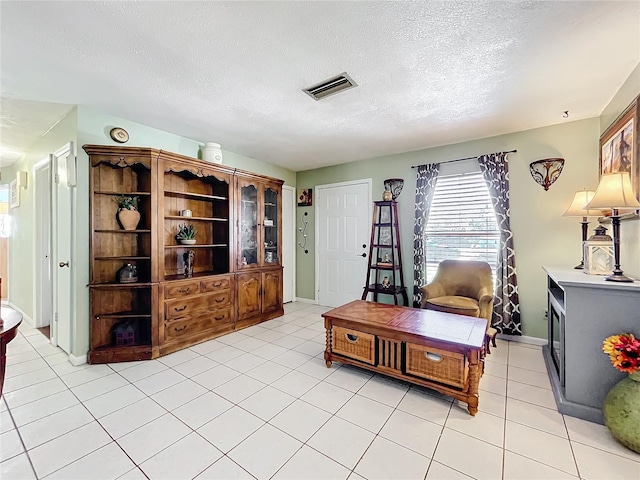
[115,195,140,230]
[176,223,197,245]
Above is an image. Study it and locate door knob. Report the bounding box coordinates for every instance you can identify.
[358,253,366,257]
[59,261,69,268]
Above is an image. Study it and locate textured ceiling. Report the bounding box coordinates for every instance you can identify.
[1,1,638,171]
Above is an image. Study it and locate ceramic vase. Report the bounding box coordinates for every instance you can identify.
[603,370,640,453]
[117,208,140,230]
[202,142,223,164]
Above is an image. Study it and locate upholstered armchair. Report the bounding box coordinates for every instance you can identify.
[420,260,497,351]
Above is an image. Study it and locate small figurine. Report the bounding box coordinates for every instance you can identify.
[381,276,390,289]
[242,256,248,266]
[183,250,195,277]
[384,253,391,263]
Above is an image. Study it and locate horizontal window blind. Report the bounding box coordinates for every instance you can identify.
[425,171,499,282]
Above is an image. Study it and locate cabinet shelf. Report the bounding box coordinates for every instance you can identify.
[164,271,224,281]
[165,244,228,249]
[372,244,399,248]
[364,284,406,295]
[94,229,151,233]
[265,202,276,206]
[164,190,227,201]
[95,256,151,260]
[95,191,151,196]
[95,311,152,320]
[371,264,400,270]
[90,283,154,288]
[164,216,228,222]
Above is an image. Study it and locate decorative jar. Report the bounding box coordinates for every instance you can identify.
[603,371,640,453]
[202,142,223,164]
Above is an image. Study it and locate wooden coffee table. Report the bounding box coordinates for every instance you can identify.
[322,300,487,415]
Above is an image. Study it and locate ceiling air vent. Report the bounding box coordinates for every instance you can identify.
[303,72,358,101]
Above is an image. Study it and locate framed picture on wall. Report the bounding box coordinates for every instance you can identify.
[9,179,19,208]
[297,188,312,207]
[599,95,639,203]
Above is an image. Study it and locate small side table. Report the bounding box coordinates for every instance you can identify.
[1,307,23,397]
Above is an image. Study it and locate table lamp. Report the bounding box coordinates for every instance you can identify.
[562,189,599,269]
[585,172,640,282]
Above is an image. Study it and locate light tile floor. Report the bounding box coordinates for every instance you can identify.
[1,302,639,479]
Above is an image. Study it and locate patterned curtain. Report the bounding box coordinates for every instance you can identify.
[477,152,521,335]
[413,163,440,307]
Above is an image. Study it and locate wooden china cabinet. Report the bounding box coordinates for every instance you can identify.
[235,173,284,328]
[85,145,284,363]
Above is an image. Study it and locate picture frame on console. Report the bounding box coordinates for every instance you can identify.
[599,95,640,214]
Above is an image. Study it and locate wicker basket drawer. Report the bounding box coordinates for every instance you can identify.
[164,280,200,299]
[331,326,375,365]
[164,308,233,342]
[405,343,468,388]
[165,290,231,319]
[201,276,231,293]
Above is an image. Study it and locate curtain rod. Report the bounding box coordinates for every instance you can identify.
[410,149,517,169]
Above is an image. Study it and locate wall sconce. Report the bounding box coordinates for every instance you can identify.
[529,158,564,191]
[16,171,28,189]
[585,172,640,282]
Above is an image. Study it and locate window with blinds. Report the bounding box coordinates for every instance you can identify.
[425,171,499,282]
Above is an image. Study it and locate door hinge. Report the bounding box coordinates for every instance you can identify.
[54,312,58,323]
[54,173,60,184]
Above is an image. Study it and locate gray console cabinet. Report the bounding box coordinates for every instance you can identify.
[542,267,640,424]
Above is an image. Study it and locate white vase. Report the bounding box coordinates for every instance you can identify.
[202,142,223,164]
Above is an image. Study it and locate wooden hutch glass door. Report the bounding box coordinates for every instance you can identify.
[239,182,259,268]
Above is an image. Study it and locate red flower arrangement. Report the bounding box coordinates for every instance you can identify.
[603,333,640,374]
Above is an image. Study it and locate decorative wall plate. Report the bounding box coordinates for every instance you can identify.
[110,127,129,143]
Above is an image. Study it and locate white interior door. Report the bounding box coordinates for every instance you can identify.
[316,180,371,307]
[34,160,52,328]
[282,186,295,303]
[51,143,74,353]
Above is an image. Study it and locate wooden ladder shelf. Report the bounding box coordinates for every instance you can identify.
[361,201,409,306]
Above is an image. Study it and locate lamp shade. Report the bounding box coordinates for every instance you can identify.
[0,202,8,215]
[562,189,600,216]
[585,172,640,209]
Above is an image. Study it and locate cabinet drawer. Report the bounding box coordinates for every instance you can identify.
[165,291,231,319]
[405,343,468,388]
[164,281,200,299]
[164,308,233,342]
[331,326,375,365]
[201,276,231,293]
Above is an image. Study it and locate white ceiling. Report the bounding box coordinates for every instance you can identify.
[1,1,638,171]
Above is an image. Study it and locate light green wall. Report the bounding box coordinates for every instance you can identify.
[599,63,640,279]
[2,108,78,321]
[297,118,600,339]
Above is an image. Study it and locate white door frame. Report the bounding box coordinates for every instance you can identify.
[32,157,53,328]
[282,185,296,303]
[314,178,372,305]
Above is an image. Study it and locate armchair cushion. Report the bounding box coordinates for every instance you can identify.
[424,296,480,317]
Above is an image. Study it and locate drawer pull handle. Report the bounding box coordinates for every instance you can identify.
[174,305,188,312]
[425,352,443,362]
[213,282,222,287]
[345,333,359,343]
[177,288,191,294]
[214,315,225,321]
[215,297,225,303]
[174,325,188,332]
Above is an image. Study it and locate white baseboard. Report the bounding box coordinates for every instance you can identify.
[69,353,87,366]
[497,333,546,346]
[294,297,316,304]
[7,302,34,327]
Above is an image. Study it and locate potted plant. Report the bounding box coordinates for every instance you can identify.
[115,195,140,230]
[602,333,640,453]
[176,223,197,245]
